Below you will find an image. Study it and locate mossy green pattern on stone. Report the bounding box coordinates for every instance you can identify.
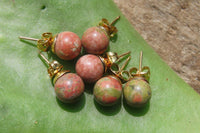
[124,79,151,106]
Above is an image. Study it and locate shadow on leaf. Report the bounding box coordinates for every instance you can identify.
[56,94,86,112]
[19,39,37,48]
[123,98,150,117]
[47,51,76,72]
[93,98,121,116]
[84,83,94,94]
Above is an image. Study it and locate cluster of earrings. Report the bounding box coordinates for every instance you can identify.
[19,16,151,108]
[93,51,151,107]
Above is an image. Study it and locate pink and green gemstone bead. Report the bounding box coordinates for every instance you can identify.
[93,75,122,106]
[81,27,109,55]
[75,54,104,83]
[54,31,82,60]
[123,77,151,107]
[54,73,84,103]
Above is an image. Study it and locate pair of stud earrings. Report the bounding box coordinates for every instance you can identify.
[19,16,120,60]
[19,16,151,108]
[93,51,151,107]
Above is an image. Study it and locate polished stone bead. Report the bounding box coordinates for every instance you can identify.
[94,76,122,106]
[123,77,151,107]
[55,31,81,60]
[81,27,109,55]
[75,54,104,83]
[54,73,84,103]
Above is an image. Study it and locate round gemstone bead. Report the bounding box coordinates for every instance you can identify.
[54,31,81,60]
[75,54,104,83]
[93,76,122,106]
[54,73,84,103]
[81,27,109,55]
[123,77,151,107]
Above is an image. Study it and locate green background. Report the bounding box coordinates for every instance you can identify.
[0,0,199,132]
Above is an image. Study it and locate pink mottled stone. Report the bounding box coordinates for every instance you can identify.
[54,31,81,60]
[81,27,109,55]
[54,73,84,103]
[94,76,122,106]
[75,54,104,83]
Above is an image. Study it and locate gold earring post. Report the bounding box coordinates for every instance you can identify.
[19,36,39,41]
[118,56,131,73]
[110,16,120,25]
[139,51,143,73]
[118,51,131,59]
[39,52,50,64]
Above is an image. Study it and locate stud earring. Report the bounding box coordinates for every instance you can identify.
[19,31,82,60]
[81,16,120,55]
[39,52,84,103]
[75,51,130,83]
[123,51,151,107]
[93,56,131,106]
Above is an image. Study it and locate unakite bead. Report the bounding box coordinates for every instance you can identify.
[94,76,122,106]
[123,77,151,107]
[54,73,84,103]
